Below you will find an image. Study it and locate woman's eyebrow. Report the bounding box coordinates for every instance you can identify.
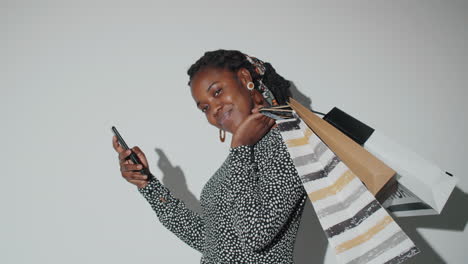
[196,81,220,107]
[206,81,219,92]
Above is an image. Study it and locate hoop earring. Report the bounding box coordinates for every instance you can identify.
[219,129,226,142]
[247,81,255,91]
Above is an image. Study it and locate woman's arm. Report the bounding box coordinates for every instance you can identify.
[227,142,307,252]
[138,176,205,253]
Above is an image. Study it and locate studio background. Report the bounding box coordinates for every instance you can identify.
[2,1,467,263]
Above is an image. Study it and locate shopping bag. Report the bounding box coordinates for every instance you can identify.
[273,113,420,264]
[322,107,458,217]
[287,98,397,198]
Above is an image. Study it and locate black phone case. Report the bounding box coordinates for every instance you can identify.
[112,126,153,177]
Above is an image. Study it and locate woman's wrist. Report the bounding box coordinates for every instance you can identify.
[230,136,252,148]
[137,173,155,189]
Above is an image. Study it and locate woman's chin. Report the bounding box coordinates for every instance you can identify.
[225,120,241,134]
[221,113,244,134]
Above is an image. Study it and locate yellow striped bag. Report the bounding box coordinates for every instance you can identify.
[276,114,420,264]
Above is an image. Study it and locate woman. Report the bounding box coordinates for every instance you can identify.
[112,50,308,263]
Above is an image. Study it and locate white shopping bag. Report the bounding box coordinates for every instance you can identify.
[323,107,458,217]
[365,132,457,217]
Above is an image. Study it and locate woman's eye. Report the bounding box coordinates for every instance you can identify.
[214,88,222,96]
[201,106,208,113]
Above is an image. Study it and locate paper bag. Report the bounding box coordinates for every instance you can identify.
[366,133,457,216]
[322,106,457,217]
[287,98,396,197]
[275,114,419,264]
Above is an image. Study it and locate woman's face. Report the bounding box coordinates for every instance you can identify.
[190,67,264,134]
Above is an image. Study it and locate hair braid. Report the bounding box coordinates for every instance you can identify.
[187,49,292,105]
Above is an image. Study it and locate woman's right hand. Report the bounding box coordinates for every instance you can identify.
[112,135,151,189]
[230,106,276,148]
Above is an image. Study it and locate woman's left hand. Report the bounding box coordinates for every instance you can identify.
[230,106,276,148]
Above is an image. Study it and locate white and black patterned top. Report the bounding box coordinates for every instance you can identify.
[138,127,308,263]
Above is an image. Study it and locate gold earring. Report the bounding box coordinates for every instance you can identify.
[219,129,226,142]
[247,81,255,90]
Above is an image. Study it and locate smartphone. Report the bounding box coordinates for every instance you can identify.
[112,126,151,176]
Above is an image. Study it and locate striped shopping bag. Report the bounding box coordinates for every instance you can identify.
[275,114,420,264]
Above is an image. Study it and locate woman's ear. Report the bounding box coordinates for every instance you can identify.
[236,68,267,107]
[236,68,252,87]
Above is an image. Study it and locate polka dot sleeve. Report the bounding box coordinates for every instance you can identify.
[227,140,306,253]
[138,175,206,252]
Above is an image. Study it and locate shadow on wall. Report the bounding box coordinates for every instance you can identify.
[154,148,203,215]
[396,187,468,264]
[295,188,468,264]
[294,199,329,264]
[152,82,467,264]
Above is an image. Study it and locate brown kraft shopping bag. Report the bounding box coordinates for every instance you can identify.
[288,97,396,199]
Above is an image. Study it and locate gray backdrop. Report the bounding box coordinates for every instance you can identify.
[2,1,467,263]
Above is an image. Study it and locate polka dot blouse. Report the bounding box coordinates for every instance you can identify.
[138,127,308,263]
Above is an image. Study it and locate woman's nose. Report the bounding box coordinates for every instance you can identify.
[210,101,223,118]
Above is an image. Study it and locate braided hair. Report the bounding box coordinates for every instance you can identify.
[187,49,292,105]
